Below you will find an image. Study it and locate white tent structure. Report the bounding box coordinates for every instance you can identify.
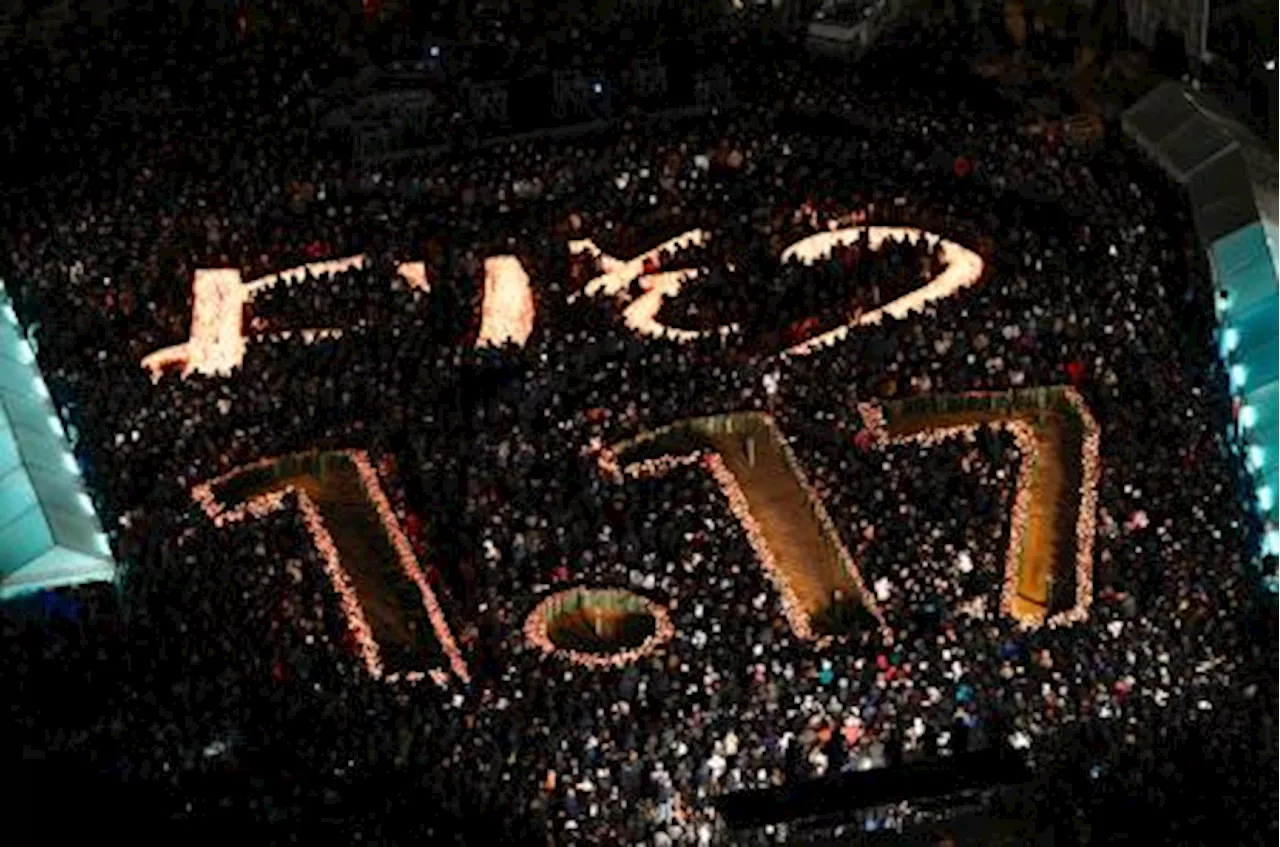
[0,282,116,599]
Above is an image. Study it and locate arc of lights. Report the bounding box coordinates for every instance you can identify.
[140,252,535,380]
[569,223,985,356]
[523,586,676,670]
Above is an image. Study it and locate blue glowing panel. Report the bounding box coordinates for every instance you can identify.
[1214,222,1271,277]
[0,466,40,528]
[8,415,76,479]
[1212,221,1279,525]
[1213,223,1275,315]
[1244,378,1280,445]
[1261,448,1279,485]
[1,547,115,598]
[0,498,55,570]
[0,363,40,403]
[0,324,34,366]
[0,289,115,599]
[2,388,57,435]
[1234,302,1280,388]
[1233,337,1280,394]
[0,425,18,476]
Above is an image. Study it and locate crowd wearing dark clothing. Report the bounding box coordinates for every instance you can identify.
[646,229,943,347]
[0,18,1275,847]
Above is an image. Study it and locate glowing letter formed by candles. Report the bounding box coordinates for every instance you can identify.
[568,229,738,343]
[598,412,889,647]
[856,388,1100,628]
[570,224,984,355]
[140,254,482,381]
[191,449,470,683]
[478,255,536,347]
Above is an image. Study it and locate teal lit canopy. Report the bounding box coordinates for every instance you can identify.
[1125,82,1279,570]
[0,285,116,599]
[1212,222,1280,527]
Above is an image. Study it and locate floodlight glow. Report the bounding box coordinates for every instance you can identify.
[1267,59,1276,72]
[1257,486,1274,512]
[1223,327,1240,352]
[1248,445,1265,470]
[1240,405,1258,429]
[1265,530,1280,556]
[1230,364,1248,388]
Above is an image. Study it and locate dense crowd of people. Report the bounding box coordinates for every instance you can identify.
[643,228,944,348]
[1,14,1276,847]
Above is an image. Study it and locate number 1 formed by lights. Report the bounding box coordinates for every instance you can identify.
[191,449,470,684]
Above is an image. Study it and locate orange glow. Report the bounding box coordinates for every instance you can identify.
[142,256,433,381]
[523,587,676,669]
[781,227,985,356]
[191,450,469,683]
[572,225,984,355]
[856,391,1100,630]
[599,416,891,645]
[569,229,710,300]
[244,255,370,297]
[478,255,535,347]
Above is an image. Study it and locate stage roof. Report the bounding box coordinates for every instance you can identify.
[0,285,115,599]
[1123,82,1278,265]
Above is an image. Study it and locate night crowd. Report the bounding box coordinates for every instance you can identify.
[1,13,1276,847]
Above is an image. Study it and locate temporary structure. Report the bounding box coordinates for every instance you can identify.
[0,284,116,599]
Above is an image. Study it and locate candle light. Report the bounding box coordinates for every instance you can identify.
[855,393,1099,630]
[192,449,470,684]
[524,588,675,669]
